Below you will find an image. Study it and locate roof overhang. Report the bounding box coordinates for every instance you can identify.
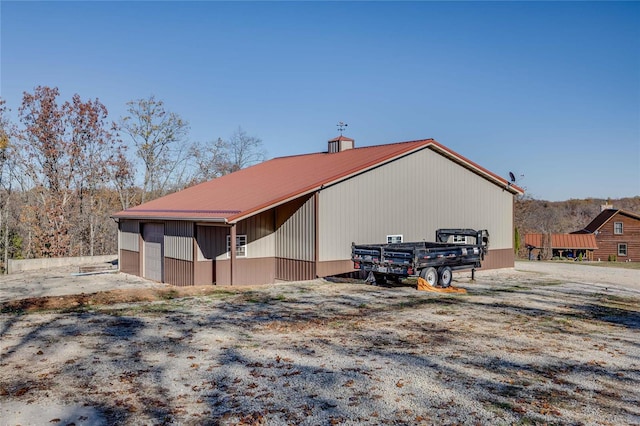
[112,138,525,224]
[427,141,524,195]
[111,210,233,223]
[226,142,436,223]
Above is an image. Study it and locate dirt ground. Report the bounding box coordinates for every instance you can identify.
[0,262,639,425]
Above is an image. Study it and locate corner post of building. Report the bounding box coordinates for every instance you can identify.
[314,191,320,278]
[230,223,237,286]
[192,223,198,286]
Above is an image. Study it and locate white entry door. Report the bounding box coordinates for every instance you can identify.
[143,223,164,282]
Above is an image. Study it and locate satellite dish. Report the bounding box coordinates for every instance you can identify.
[508,171,516,183]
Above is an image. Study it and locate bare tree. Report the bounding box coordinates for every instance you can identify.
[109,146,138,210]
[120,96,190,202]
[188,137,233,184]
[227,127,266,172]
[186,128,267,185]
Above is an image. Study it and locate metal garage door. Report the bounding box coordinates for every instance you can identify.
[143,223,164,282]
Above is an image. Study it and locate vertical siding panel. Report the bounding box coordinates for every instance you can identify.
[119,220,140,252]
[275,194,315,261]
[165,221,194,261]
[318,147,515,265]
[237,210,275,258]
[119,249,140,275]
[275,258,315,282]
[275,195,316,281]
[165,258,193,286]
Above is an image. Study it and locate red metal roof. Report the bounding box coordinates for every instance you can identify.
[113,138,524,223]
[524,233,598,249]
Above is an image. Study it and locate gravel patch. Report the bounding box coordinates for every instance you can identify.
[0,267,160,303]
[1,264,639,425]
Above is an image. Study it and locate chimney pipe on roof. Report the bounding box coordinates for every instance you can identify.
[601,202,613,212]
[328,136,355,153]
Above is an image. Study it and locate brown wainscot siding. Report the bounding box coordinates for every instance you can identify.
[215,258,276,285]
[316,260,354,278]
[119,249,140,276]
[165,257,194,286]
[276,258,315,281]
[194,260,213,285]
[481,248,515,270]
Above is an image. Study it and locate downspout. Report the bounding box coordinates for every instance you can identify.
[112,217,121,273]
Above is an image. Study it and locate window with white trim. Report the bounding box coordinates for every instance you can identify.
[618,243,627,257]
[227,234,247,258]
[387,235,403,244]
[452,235,468,244]
[614,222,623,235]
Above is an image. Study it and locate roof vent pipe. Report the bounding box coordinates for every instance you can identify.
[328,136,355,153]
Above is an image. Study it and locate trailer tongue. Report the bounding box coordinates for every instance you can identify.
[351,228,489,288]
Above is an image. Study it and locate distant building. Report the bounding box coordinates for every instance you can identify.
[113,136,524,286]
[572,208,640,262]
[524,233,598,261]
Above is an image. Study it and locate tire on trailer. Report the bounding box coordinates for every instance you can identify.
[438,266,453,288]
[420,267,438,286]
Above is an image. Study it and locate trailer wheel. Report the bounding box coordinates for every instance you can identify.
[438,266,452,288]
[420,267,438,286]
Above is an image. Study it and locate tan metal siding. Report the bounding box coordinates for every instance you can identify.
[165,221,194,261]
[120,232,139,252]
[119,220,140,252]
[142,223,164,282]
[275,195,315,262]
[237,210,276,258]
[165,257,194,286]
[318,147,514,262]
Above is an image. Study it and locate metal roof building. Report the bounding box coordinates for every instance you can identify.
[113,137,524,286]
[524,233,598,260]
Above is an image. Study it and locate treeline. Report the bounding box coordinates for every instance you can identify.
[0,86,265,272]
[514,196,640,235]
[2,86,638,272]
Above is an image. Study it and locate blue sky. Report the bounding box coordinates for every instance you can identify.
[1,1,639,201]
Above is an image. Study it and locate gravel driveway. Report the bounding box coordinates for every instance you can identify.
[1,263,639,425]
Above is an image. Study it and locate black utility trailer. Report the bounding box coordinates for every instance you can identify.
[351,229,489,287]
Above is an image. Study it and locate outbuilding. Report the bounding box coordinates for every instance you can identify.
[113,136,523,286]
[524,233,598,261]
